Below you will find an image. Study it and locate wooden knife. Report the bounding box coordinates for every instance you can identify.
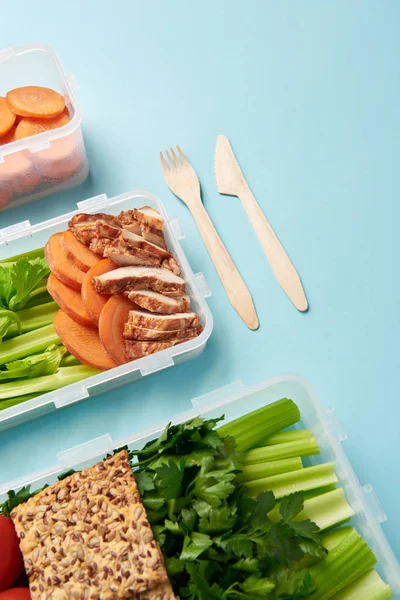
[214,134,308,312]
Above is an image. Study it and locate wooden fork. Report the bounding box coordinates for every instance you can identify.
[160,146,259,330]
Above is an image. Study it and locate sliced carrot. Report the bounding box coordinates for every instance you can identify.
[33,133,83,181]
[0,190,12,209]
[0,154,40,194]
[82,259,118,325]
[0,97,16,136]
[45,232,85,291]
[0,124,17,146]
[99,296,139,365]
[61,230,99,273]
[14,113,70,141]
[54,310,118,371]
[47,273,95,328]
[6,86,65,119]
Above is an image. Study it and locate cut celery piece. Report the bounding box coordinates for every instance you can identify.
[304,484,338,500]
[269,490,354,532]
[6,302,59,337]
[0,392,41,411]
[238,457,303,482]
[0,248,45,264]
[322,526,354,552]
[244,436,319,465]
[245,462,338,499]
[0,366,99,401]
[330,569,393,600]
[309,527,376,600]
[264,429,313,445]
[0,325,60,365]
[298,489,354,531]
[218,398,300,452]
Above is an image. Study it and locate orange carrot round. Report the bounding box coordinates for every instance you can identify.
[47,273,95,328]
[99,296,138,365]
[61,230,99,273]
[54,310,118,371]
[45,232,85,291]
[6,86,65,119]
[0,190,12,209]
[0,125,17,146]
[0,154,40,194]
[81,259,118,325]
[33,133,83,181]
[0,97,16,137]
[14,113,70,141]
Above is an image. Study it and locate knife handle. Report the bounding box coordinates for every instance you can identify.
[190,200,259,330]
[238,184,308,312]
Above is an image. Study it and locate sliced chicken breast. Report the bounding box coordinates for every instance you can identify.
[122,230,171,259]
[134,206,164,231]
[124,323,202,341]
[125,290,190,314]
[93,266,186,295]
[127,309,200,331]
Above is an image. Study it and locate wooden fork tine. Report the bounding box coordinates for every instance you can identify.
[165,149,176,170]
[176,145,189,165]
[160,151,169,173]
[170,147,180,167]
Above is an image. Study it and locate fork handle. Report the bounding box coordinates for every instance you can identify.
[238,183,308,311]
[190,201,259,330]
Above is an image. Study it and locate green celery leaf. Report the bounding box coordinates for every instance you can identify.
[0,268,15,308]
[0,486,33,516]
[272,566,315,597]
[180,532,213,561]
[181,508,197,532]
[155,459,185,499]
[198,506,237,535]
[135,471,156,494]
[9,258,50,311]
[263,523,305,567]
[223,533,254,558]
[240,574,275,596]
[0,345,65,381]
[166,557,186,576]
[279,492,304,524]
[185,563,225,600]
[143,496,165,512]
[232,557,260,573]
[165,519,185,536]
[58,469,75,481]
[251,491,276,529]
[289,519,322,544]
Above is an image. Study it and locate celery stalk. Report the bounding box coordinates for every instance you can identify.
[0,392,41,411]
[238,457,303,482]
[0,325,60,365]
[244,436,319,465]
[264,429,313,445]
[309,527,376,600]
[60,354,81,367]
[322,527,355,552]
[24,292,53,309]
[5,302,58,337]
[0,248,45,264]
[245,462,338,499]
[304,485,338,500]
[218,398,300,451]
[0,365,100,400]
[330,569,393,600]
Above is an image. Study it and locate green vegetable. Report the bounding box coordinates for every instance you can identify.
[0,247,45,264]
[5,302,58,337]
[0,257,49,311]
[0,324,60,365]
[217,398,300,451]
[330,569,393,600]
[237,456,303,482]
[0,365,99,402]
[0,309,21,342]
[244,436,320,465]
[309,527,377,599]
[60,354,81,367]
[0,392,41,411]
[264,429,314,445]
[0,345,66,381]
[245,462,338,499]
[269,490,354,532]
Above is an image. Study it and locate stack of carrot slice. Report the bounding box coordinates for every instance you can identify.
[45,232,135,371]
[0,86,82,209]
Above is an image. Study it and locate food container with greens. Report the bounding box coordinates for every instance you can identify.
[0,374,398,599]
[0,190,213,432]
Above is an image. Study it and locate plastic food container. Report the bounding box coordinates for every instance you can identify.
[0,43,89,210]
[0,189,213,431]
[1,374,399,595]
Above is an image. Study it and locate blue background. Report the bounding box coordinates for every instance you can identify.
[0,0,399,560]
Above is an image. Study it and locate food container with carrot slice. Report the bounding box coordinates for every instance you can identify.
[0,190,213,433]
[0,43,88,210]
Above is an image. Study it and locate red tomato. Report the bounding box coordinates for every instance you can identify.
[0,516,24,591]
[0,590,30,600]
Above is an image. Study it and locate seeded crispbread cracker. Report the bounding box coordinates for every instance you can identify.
[11,450,177,600]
